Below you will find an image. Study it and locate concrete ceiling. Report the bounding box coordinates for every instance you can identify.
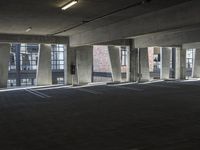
[0,0,190,36]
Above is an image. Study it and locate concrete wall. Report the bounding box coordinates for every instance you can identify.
[130,46,139,82]
[160,47,171,80]
[180,49,186,80]
[76,46,93,84]
[108,46,121,82]
[148,47,154,72]
[0,43,11,88]
[192,49,200,78]
[36,44,52,86]
[175,48,181,79]
[64,47,77,85]
[139,48,150,82]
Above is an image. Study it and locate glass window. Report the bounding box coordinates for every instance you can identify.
[20,43,39,71]
[8,44,18,71]
[7,79,16,87]
[186,49,195,69]
[121,47,127,66]
[57,77,64,84]
[20,78,34,86]
[51,44,65,70]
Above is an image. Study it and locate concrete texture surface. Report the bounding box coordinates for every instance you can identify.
[76,46,93,85]
[160,48,171,80]
[139,48,150,82]
[0,43,11,88]
[36,44,52,86]
[192,49,200,78]
[0,81,200,149]
[108,46,122,82]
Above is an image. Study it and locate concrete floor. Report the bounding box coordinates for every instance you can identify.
[0,81,200,150]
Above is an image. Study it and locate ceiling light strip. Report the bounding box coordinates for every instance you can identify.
[62,0,78,10]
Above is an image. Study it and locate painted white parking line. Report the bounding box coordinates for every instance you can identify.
[25,89,50,98]
[31,89,51,98]
[25,89,46,98]
[76,88,102,95]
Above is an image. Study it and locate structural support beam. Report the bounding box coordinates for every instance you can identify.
[130,47,139,82]
[173,48,181,79]
[173,47,186,80]
[180,48,186,80]
[0,43,11,88]
[138,48,150,82]
[70,1,200,47]
[64,47,77,85]
[76,46,93,85]
[36,44,52,86]
[108,46,121,82]
[192,49,200,78]
[16,44,21,86]
[183,42,200,49]
[160,47,171,80]
[135,29,200,48]
[0,34,68,44]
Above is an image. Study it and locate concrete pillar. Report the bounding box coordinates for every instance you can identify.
[130,41,139,82]
[160,47,171,80]
[148,47,154,72]
[126,47,130,82]
[0,43,11,88]
[76,46,93,85]
[192,49,200,78]
[172,48,181,79]
[139,48,150,82]
[108,46,121,82]
[36,44,52,86]
[16,44,21,86]
[180,48,186,79]
[172,48,176,78]
[64,46,77,85]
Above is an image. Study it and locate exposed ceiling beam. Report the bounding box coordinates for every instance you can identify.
[0,34,68,44]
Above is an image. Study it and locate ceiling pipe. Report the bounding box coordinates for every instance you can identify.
[50,0,152,35]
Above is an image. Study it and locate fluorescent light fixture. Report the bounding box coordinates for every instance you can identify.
[26,27,32,32]
[62,0,78,10]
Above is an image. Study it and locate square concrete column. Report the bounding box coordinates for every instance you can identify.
[180,48,186,80]
[138,48,150,82]
[64,46,77,85]
[36,44,52,86]
[108,46,122,82]
[173,48,181,79]
[0,43,11,88]
[160,47,171,80]
[174,48,186,80]
[192,49,200,78]
[130,48,139,82]
[76,46,93,85]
